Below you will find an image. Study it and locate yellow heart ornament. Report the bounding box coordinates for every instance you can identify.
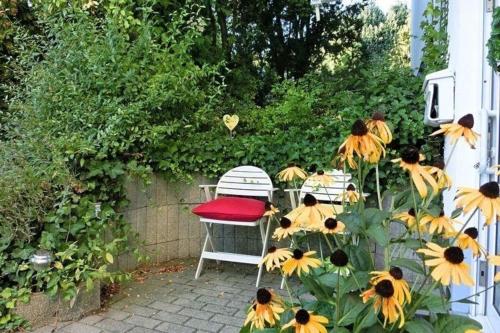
[223,114,239,131]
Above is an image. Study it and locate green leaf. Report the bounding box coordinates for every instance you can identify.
[405,318,434,333]
[421,293,450,313]
[105,253,114,264]
[434,314,482,333]
[346,246,373,271]
[364,208,390,225]
[366,223,389,247]
[390,258,425,275]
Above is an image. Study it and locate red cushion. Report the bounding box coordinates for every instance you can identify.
[192,197,265,222]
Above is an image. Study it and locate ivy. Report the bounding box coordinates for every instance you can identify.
[420,0,449,74]
[487,7,500,72]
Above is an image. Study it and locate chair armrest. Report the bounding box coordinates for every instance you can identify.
[284,189,301,193]
[199,184,217,201]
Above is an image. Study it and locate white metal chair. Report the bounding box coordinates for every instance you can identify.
[195,166,275,287]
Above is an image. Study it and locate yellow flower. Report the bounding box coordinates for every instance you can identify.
[393,208,424,232]
[338,119,385,169]
[488,255,500,282]
[392,147,438,198]
[423,161,452,189]
[288,194,334,229]
[455,181,500,226]
[417,242,474,286]
[277,163,308,182]
[361,279,405,328]
[430,114,479,148]
[272,217,302,240]
[455,227,485,258]
[343,184,360,203]
[419,211,456,234]
[370,267,411,305]
[282,309,329,333]
[308,170,334,186]
[282,249,321,276]
[259,246,292,272]
[244,288,284,330]
[366,112,392,144]
[263,202,279,216]
[319,217,345,234]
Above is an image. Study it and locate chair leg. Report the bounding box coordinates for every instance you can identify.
[195,232,210,279]
[256,218,272,287]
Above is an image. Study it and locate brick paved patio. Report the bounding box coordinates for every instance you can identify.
[33,260,286,333]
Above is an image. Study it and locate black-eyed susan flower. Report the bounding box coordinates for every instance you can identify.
[423,160,452,190]
[282,308,328,333]
[259,246,292,272]
[417,243,474,286]
[366,111,392,144]
[420,210,456,234]
[343,184,360,203]
[282,249,321,276]
[456,227,485,258]
[430,114,479,148]
[488,255,500,282]
[338,119,385,169]
[361,279,405,328]
[288,194,334,229]
[277,163,308,182]
[329,249,351,276]
[370,267,411,305]
[320,217,345,234]
[393,208,425,232]
[392,146,438,198]
[263,202,279,216]
[244,288,284,330]
[308,170,334,186]
[272,217,302,240]
[455,181,500,226]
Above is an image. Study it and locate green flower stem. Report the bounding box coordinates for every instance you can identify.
[451,282,498,303]
[409,180,428,276]
[375,164,383,210]
[404,280,440,325]
[280,269,295,305]
[449,208,479,244]
[349,267,362,291]
[323,233,335,252]
[335,269,341,330]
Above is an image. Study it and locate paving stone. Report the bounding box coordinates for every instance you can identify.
[155,322,195,333]
[60,322,102,333]
[102,308,131,320]
[95,318,135,333]
[148,301,183,313]
[178,307,214,320]
[200,304,238,316]
[196,295,230,306]
[123,304,160,317]
[172,298,205,309]
[184,318,224,333]
[220,325,241,333]
[79,314,104,325]
[151,311,190,324]
[127,327,162,333]
[211,314,245,326]
[125,314,162,329]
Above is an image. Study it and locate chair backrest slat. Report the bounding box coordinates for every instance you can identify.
[299,169,354,203]
[216,166,273,199]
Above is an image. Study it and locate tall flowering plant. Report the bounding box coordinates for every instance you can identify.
[241,113,496,333]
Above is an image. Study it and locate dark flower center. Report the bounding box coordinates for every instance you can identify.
[330,249,349,267]
[479,181,500,198]
[287,162,296,167]
[324,218,338,230]
[347,184,356,191]
[256,288,272,304]
[372,112,385,121]
[458,114,474,129]
[317,170,325,175]
[464,227,479,239]
[389,267,403,280]
[439,210,445,217]
[265,201,273,210]
[408,208,416,217]
[303,194,318,207]
[444,246,465,264]
[293,249,304,260]
[280,217,292,228]
[295,309,310,325]
[433,160,445,170]
[267,246,277,254]
[351,119,369,136]
[338,146,346,154]
[401,146,420,164]
[375,279,395,298]
[308,164,317,173]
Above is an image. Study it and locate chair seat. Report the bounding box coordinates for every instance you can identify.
[192,196,265,222]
